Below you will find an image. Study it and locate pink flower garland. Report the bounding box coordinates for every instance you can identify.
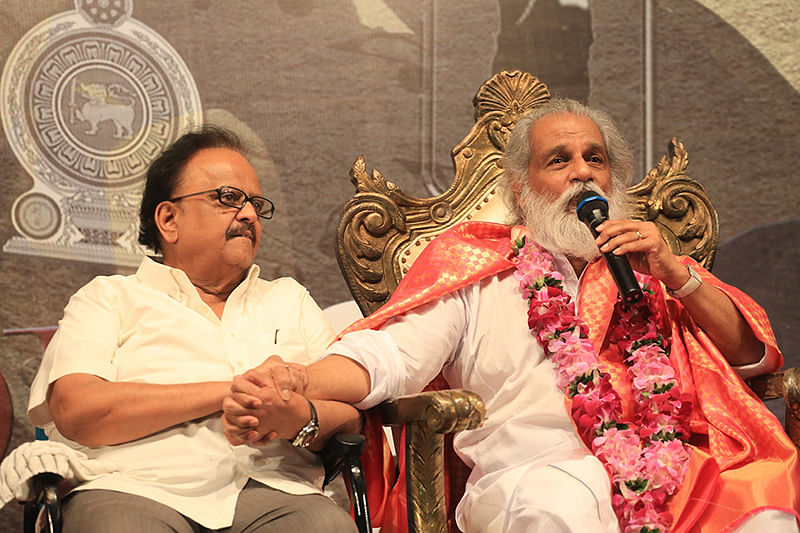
[512,237,693,533]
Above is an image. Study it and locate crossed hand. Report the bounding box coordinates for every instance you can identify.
[221,355,310,446]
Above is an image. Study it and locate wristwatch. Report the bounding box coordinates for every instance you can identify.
[291,399,319,448]
[667,266,703,299]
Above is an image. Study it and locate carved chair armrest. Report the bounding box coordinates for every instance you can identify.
[747,369,800,447]
[377,390,485,533]
[379,389,485,433]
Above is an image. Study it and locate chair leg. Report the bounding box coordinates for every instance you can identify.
[320,432,371,533]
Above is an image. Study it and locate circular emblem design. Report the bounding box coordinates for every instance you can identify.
[76,0,132,27]
[26,30,170,188]
[2,10,202,192]
[12,193,62,240]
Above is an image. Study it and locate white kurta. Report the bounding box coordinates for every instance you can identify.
[324,252,779,533]
[28,257,335,529]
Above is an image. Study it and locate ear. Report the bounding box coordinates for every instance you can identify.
[154,201,180,246]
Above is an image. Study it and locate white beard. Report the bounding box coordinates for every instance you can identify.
[517,180,632,262]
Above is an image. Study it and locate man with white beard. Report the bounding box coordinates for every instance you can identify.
[222,99,800,532]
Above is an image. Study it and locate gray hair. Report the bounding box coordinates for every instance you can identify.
[500,98,634,222]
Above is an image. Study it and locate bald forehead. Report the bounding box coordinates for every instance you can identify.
[176,147,260,194]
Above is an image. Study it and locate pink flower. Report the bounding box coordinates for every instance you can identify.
[593,427,641,480]
[572,376,623,442]
[526,288,575,333]
[628,345,676,394]
[640,440,690,494]
[637,388,692,441]
[622,494,672,533]
[549,332,598,387]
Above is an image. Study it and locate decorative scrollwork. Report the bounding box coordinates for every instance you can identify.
[336,156,407,314]
[472,70,550,152]
[628,138,719,269]
[349,154,399,195]
[407,424,447,533]
[473,70,550,122]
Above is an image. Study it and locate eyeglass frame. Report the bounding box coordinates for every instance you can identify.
[168,185,274,219]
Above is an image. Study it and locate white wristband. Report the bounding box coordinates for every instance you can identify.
[667,266,703,299]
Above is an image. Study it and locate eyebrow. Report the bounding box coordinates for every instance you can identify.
[541,142,607,161]
[584,142,607,155]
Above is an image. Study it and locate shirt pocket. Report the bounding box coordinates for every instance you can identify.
[235,327,314,367]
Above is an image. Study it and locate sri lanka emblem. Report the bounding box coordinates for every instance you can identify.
[1,0,202,266]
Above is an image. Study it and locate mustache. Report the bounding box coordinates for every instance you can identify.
[225,222,257,243]
[560,181,606,209]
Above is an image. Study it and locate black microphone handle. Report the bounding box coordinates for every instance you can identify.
[576,193,643,304]
[602,251,643,305]
[586,221,643,305]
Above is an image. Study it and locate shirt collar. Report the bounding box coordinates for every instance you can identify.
[136,257,261,302]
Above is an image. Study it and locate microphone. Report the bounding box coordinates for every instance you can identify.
[576,191,643,304]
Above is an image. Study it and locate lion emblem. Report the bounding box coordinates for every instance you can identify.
[70,79,136,138]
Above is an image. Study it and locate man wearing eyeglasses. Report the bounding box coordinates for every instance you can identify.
[25,127,361,533]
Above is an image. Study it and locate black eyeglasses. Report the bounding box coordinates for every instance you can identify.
[169,185,274,219]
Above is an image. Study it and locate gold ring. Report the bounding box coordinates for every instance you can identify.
[285,364,290,371]
[636,231,643,240]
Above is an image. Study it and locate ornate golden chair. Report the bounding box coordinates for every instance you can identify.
[335,70,800,533]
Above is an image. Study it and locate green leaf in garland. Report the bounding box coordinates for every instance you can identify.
[624,478,649,493]
[512,236,526,254]
[567,369,599,397]
[631,335,666,351]
[650,428,681,441]
[651,382,675,395]
[595,420,629,437]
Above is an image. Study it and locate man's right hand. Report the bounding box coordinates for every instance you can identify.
[222,355,309,445]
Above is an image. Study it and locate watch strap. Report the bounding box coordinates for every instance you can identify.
[667,265,703,299]
[291,399,319,448]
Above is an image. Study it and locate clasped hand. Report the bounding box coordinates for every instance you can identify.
[221,355,309,446]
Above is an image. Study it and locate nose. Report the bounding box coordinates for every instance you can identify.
[570,159,594,183]
[236,199,259,222]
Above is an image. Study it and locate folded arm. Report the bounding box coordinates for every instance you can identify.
[48,373,230,447]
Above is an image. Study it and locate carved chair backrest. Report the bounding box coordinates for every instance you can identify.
[336,70,719,317]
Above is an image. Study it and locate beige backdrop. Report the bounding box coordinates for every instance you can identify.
[1,0,798,529]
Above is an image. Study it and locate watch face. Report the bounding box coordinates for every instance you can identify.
[292,400,320,447]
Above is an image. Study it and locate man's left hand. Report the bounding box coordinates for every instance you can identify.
[594,219,690,290]
[254,355,309,400]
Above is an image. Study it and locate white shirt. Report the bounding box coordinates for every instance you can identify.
[324,253,775,532]
[28,257,335,529]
